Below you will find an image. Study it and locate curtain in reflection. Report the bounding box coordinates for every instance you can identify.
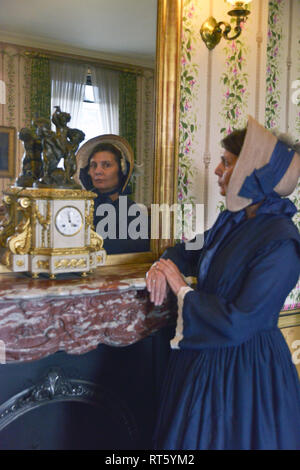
[50,60,86,128]
[119,72,137,194]
[135,72,155,206]
[30,57,51,121]
[92,66,120,135]
[119,73,137,157]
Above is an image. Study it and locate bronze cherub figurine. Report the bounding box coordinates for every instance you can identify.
[16,106,85,189]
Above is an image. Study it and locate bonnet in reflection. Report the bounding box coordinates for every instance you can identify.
[75,134,134,194]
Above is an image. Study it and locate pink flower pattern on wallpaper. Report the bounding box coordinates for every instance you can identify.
[217,31,250,212]
[287,21,300,306]
[296,44,300,139]
[178,0,199,210]
[219,36,250,137]
[265,0,300,306]
[178,1,300,304]
[265,0,284,129]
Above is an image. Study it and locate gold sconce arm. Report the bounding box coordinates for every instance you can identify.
[200,2,251,50]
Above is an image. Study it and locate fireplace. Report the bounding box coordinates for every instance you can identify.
[0,366,138,450]
[0,265,175,449]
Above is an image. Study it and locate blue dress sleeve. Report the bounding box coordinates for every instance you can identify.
[161,233,207,277]
[179,239,300,349]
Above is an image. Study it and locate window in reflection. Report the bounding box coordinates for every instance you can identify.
[50,61,119,145]
[84,72,94,102]
[49,58,155,207]
[78,71,104,143]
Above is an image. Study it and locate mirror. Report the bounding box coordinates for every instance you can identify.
[0,0,183,265]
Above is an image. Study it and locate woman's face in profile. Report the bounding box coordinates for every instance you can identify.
[88,151,120,193]
[214,150,238,196]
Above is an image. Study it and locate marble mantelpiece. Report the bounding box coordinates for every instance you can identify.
[0,264,175,363]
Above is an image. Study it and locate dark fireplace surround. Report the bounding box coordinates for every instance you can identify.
[0,265,175,450]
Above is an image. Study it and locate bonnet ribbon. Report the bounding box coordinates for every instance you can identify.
[239,140,295,203]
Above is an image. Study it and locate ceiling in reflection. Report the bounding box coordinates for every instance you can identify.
[0,0,157,66]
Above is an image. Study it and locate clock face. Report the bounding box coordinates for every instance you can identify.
[55,206,83,236]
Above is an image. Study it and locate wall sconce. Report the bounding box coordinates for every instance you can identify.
[200,1,252,50]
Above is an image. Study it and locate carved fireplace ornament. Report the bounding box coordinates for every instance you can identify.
[0,367,138,446]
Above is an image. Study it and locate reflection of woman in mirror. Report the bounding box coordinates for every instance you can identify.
[77,135,149,254]
[147,116,300,450]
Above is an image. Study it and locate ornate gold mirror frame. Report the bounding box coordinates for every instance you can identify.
[106,0,183,266]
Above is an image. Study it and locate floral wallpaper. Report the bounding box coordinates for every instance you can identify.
[218,9,251,210]
[178,0,300,310]
[270,0,300,309]
[177,0,257,227]
[285,23,300,308]
[295,33,300,138]
[5,52,16,128]
[178,0,199,208]
[0,44,32,192]
[219,36,250,137]
[265,0,285,130]
[176,0,203,240]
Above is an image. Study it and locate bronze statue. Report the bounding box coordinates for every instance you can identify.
[35,117,64,186]
[16,126,43,187]
[65,127,85,181]
[16,106,85,189]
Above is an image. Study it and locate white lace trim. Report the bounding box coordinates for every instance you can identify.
[170,286,194,349]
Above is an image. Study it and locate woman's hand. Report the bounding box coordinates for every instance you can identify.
[155,259,187,296]
[146,262,168,306]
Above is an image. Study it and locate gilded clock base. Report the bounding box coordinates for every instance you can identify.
[2,249,106,277]
[0,187,107,277]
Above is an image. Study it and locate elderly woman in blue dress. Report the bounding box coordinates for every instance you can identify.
[146,116,300,450]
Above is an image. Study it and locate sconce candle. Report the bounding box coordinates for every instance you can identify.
[200,1,251,50]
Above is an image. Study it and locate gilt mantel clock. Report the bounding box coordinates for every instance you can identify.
[0,107,106,278]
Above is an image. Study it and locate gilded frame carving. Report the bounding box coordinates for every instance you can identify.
[106,0,183,266]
